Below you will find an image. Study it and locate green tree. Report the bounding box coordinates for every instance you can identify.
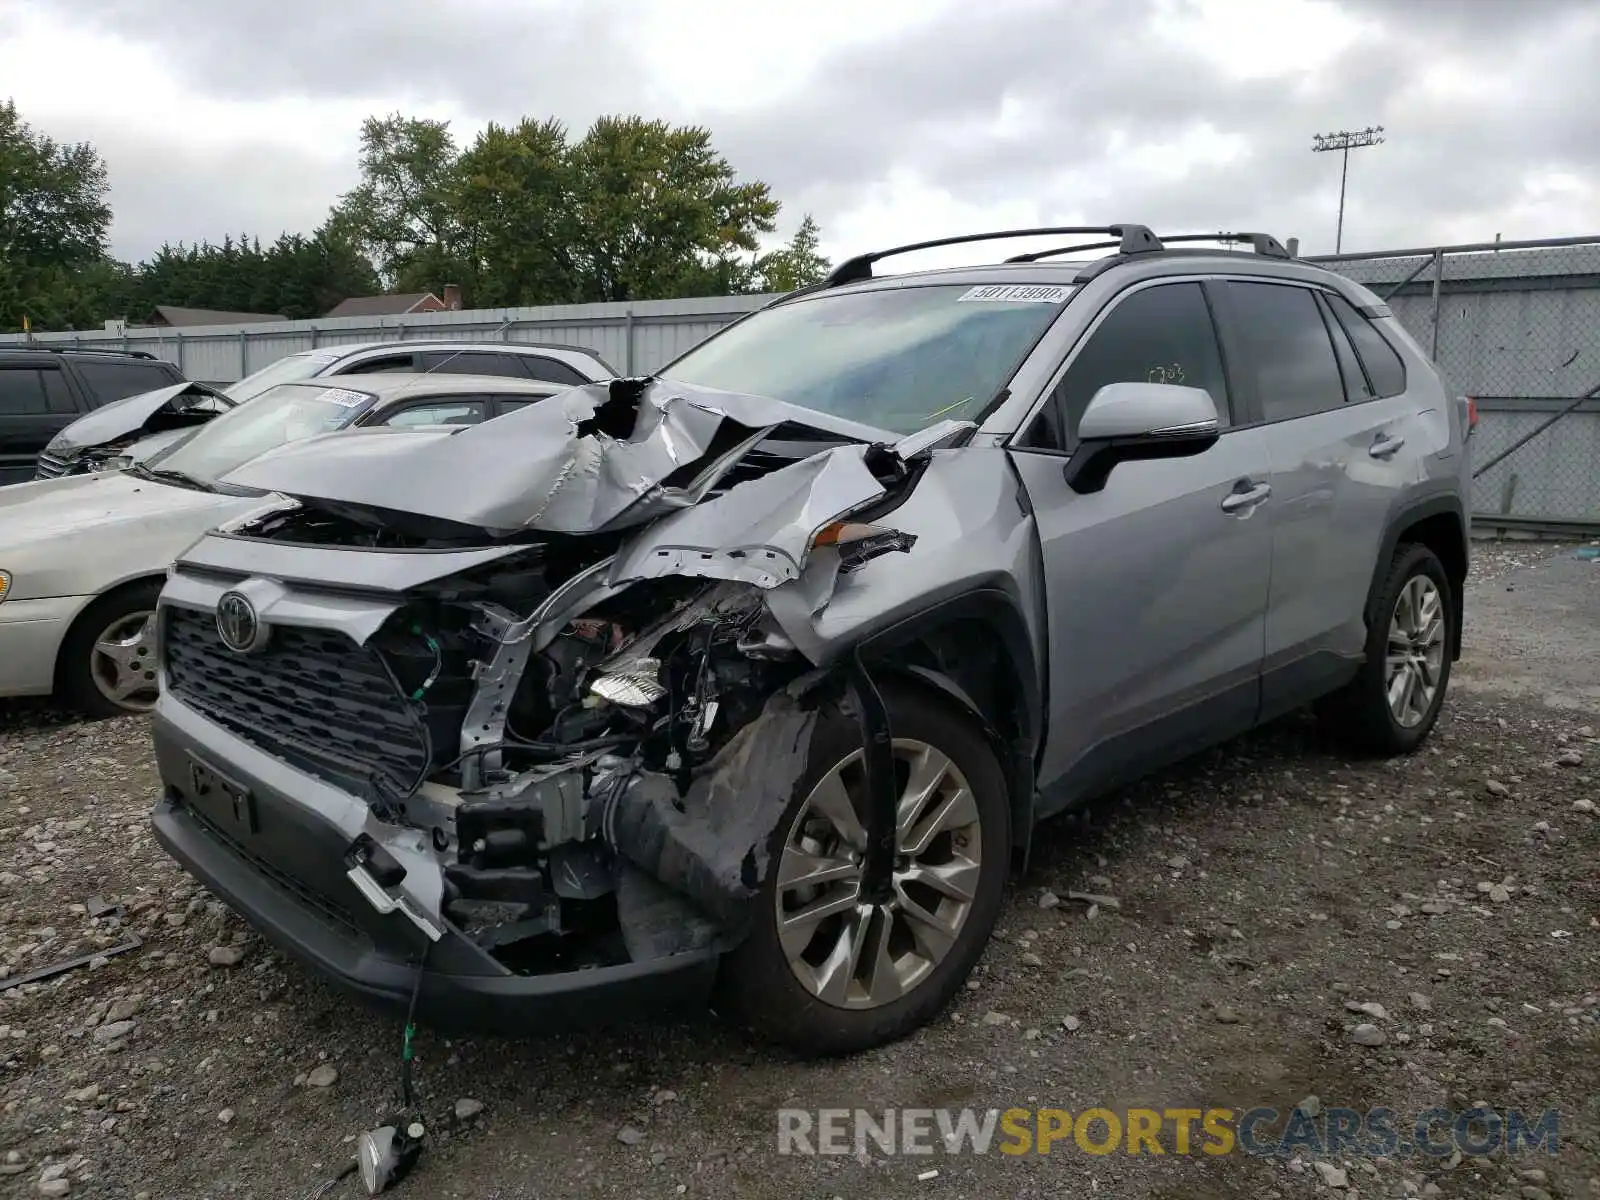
[755,214,830,293]
[453,118,580,306]
[329,113,468,291]
[0,98,113,332]
[564,116,780,302]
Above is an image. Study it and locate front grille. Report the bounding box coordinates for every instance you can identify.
[34,452,69,479]
[185,801,368,941]
[163,606,430,806]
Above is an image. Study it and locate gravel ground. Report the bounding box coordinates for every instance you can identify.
[0,542,1596,1200]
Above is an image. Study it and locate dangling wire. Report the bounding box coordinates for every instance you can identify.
[399,942,430,1111]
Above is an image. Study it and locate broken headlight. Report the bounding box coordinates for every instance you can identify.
[588,657,667,708]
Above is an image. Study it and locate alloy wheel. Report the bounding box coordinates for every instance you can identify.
[774,738,982,1010]
[1385,575,1445,728]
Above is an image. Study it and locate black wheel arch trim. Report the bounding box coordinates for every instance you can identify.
[850,588,1043,864]
[1374,493,1468,662]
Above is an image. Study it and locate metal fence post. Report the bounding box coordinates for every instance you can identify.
[309,325,320,350]
[238,330,248,376]
[175,331,185,373]
[1428,249,1444,361]
[624,308,635,375]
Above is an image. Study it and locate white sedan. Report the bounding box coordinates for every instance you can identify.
[0,374,561,716]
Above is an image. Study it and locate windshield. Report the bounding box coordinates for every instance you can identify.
[225,351,341,402]
[661,283,1071,434]
[144,382,377,483]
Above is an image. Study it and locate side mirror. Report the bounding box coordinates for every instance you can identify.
[1063,381,1221,494]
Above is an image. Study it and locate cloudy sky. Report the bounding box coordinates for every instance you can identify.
[3,0,1597,271]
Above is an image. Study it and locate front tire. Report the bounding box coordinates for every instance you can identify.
[715,681,1011,1057]
[57,581,163,719]
[1320,543,1453,754]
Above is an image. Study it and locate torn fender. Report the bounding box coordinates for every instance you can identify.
[219,377,893,535]
[605,443,892,589]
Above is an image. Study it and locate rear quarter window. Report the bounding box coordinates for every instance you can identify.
[1324,292,1407,398]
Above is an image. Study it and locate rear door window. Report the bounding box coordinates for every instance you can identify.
[72,359,184,406]
[1218,282,1346,422]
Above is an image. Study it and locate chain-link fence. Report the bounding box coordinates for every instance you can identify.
[1310,235,1600,535]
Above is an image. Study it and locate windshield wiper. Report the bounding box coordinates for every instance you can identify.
[126,462,215,492]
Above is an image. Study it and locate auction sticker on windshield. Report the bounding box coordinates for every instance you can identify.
[316,387,375,409]
[957,285,1073,303]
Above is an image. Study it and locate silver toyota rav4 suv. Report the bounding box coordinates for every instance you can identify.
[149,226,1473,1057]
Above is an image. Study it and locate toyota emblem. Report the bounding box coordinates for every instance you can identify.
[215,590,267,654]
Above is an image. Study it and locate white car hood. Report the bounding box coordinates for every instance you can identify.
[0,471,272,602]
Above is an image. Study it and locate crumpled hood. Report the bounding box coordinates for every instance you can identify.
[219,378,894,535]
[48,382,231,456]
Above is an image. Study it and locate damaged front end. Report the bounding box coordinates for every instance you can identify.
[151,378,941,1023]
[38,382,233,479]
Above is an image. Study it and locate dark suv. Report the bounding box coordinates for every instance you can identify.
[0,349,186,485]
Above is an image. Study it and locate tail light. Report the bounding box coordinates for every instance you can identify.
[1464,396,1479,432]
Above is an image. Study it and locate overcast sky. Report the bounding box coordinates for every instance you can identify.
[3,0,1596,271]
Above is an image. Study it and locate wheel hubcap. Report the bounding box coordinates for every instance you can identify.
[91,611,159,713]
[1385,576,1445,728]
[775,738,981,1010]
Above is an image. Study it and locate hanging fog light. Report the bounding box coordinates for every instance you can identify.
[588,656,667,708]
[356,1119,425,1194]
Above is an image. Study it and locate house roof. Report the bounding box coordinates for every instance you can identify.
[153,305,287,327]
[323,292,442,318]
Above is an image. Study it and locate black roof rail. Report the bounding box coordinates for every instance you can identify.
[824,225,1162,286]
[50,346,158,360]
[0,345,158,360]
[1009,230,1289,265]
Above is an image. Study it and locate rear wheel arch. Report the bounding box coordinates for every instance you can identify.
[855,589,1043,866]
[1371,497,1467,661]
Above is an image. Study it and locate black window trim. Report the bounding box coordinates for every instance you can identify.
[1311,290,1377,406]
[1320,288,1409,400]
[1008,276,1241,456]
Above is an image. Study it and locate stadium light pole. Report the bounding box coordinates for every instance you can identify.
[1311,126,1386,253]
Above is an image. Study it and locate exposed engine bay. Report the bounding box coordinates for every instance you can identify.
[174,378,961,977]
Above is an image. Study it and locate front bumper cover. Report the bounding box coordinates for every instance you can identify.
[150,695,719,1035]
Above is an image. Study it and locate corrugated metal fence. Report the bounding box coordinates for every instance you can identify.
[1311,235,1600,535]
[0,294,773,383]
[6,235,1599,533]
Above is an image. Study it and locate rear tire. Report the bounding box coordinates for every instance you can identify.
[57,580,164,719]
[1318,543,1453,755]
[715,681,1010,1057]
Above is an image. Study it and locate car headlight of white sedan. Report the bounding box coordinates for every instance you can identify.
[0,570,11,604]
